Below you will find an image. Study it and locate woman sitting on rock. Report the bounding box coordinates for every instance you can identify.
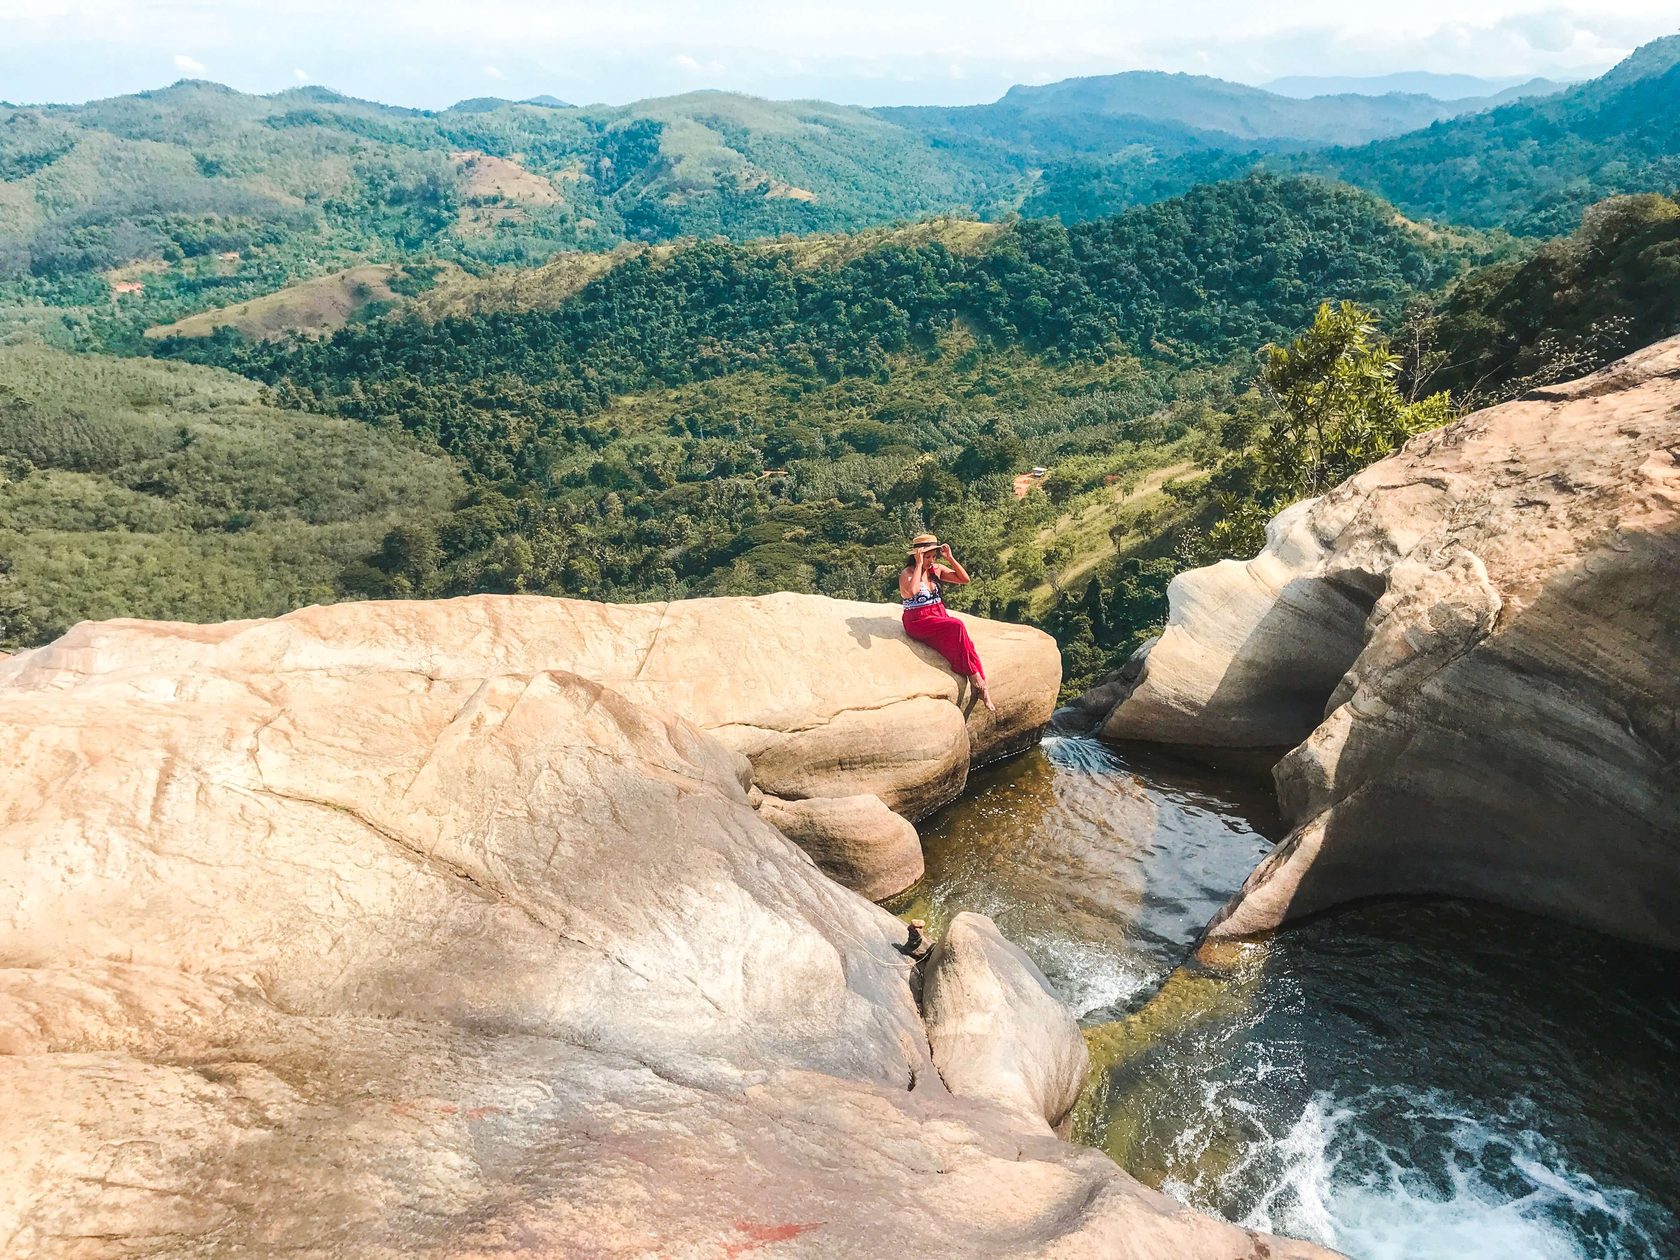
[899,533,994,713]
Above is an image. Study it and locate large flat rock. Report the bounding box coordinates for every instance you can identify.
[1084,338,1680,948]
[0,599,1332,1258]
[1,591,1056,797]
[3,592,1060,901]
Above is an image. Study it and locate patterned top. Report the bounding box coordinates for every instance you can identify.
[902,572,943,610]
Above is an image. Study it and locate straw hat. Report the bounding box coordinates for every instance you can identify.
[908,532,939,555]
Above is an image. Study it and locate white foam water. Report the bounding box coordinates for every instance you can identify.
[1197,1090,1668,1260]
[923,734,1679,1259]
[1025,931,1154,1019]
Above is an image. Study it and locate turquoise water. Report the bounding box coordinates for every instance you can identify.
[912,735,1680,1259]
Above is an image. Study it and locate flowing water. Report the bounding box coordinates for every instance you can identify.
[900,734,1680,1259]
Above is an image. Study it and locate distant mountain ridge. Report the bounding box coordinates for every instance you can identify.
[878,69,1507,156]
[0,78,1007,345]
[1022,37,1680,234]
[1264,72,1572,101]
[1299,34,1680,234]
[4,37,1679,348]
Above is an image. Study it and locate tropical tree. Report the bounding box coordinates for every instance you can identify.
[1254,300,1453,501]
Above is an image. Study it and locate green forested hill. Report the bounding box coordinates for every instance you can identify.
[0,345,460,647]
[185,173,1472,403]
[5,173,1670,694]
[0,81,1009,348]
[1302,36,1680,235]
[1019,151,1263,223]
[3,38,1680,359]
[881,70,1486,159]
[1414,192,1680,401]
[7,41,1680,668]
[1022,38,1680,230]
[1,65,1514,332]
[142,174,1476,622]
[6,39,1679,355]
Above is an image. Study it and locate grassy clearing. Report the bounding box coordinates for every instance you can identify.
[1021,457,1202,609]
[142,263,450,341]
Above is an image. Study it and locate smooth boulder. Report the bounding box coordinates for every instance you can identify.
[0,601,1334,1259]
[4,591,1060,899]
[758,792,925,901]
[1084,338,1680,948]
[923,911,1091,1133]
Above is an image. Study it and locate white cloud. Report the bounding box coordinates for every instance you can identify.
[1496,9,1587,54]
[673,52,724,75]
[293,67,310,81]
[3,1,1676,108]
[1138,7,1671,85]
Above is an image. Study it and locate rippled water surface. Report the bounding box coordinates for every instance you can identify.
[907,735,1680,1259]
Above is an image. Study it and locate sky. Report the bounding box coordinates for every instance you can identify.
[3,1,1677,109]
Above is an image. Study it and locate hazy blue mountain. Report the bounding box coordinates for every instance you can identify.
[445,96,523,114]
[1302,35,1680,233]
[1477,77,1574,107]
[879,71,1476,158]
[446,95,577,112]
[1264,72,1571,101]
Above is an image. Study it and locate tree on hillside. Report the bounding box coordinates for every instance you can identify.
[1255,300,1453,500]
[1419,192,1680,406]
[1187,301,1453,562]
[0,557,41,652]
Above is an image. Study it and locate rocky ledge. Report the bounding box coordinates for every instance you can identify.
[0,594,1332,1257]
[1078,337,1680,949]
[5,592,1059,903]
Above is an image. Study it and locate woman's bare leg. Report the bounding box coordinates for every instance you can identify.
[971,672,996,712]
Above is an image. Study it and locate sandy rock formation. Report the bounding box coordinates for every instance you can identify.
[923,912,1090,1133]
[0,600,1332,1258]
[758,792,925,901]
[3,592,1059,901]
[1085,338,1680,948]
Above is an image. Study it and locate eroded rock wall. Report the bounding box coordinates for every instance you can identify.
[1087,338,1680,948]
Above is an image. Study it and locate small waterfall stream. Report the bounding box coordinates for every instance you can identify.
[896,734,1680,1259]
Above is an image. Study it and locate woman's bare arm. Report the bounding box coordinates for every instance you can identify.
[933,545,972,585]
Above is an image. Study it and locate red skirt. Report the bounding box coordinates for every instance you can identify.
[903,603,985,678]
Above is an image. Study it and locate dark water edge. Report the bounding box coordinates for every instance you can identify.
[907,735,1680,1260]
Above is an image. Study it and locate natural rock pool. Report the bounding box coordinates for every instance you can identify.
[895,733,1680,1259]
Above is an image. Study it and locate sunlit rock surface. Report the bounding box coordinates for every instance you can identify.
[759,791,925,901]
[924,911,1090,1133]
[0,597,1334,1258]
[4,591,1059,901]
[1084,338,1680,948]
